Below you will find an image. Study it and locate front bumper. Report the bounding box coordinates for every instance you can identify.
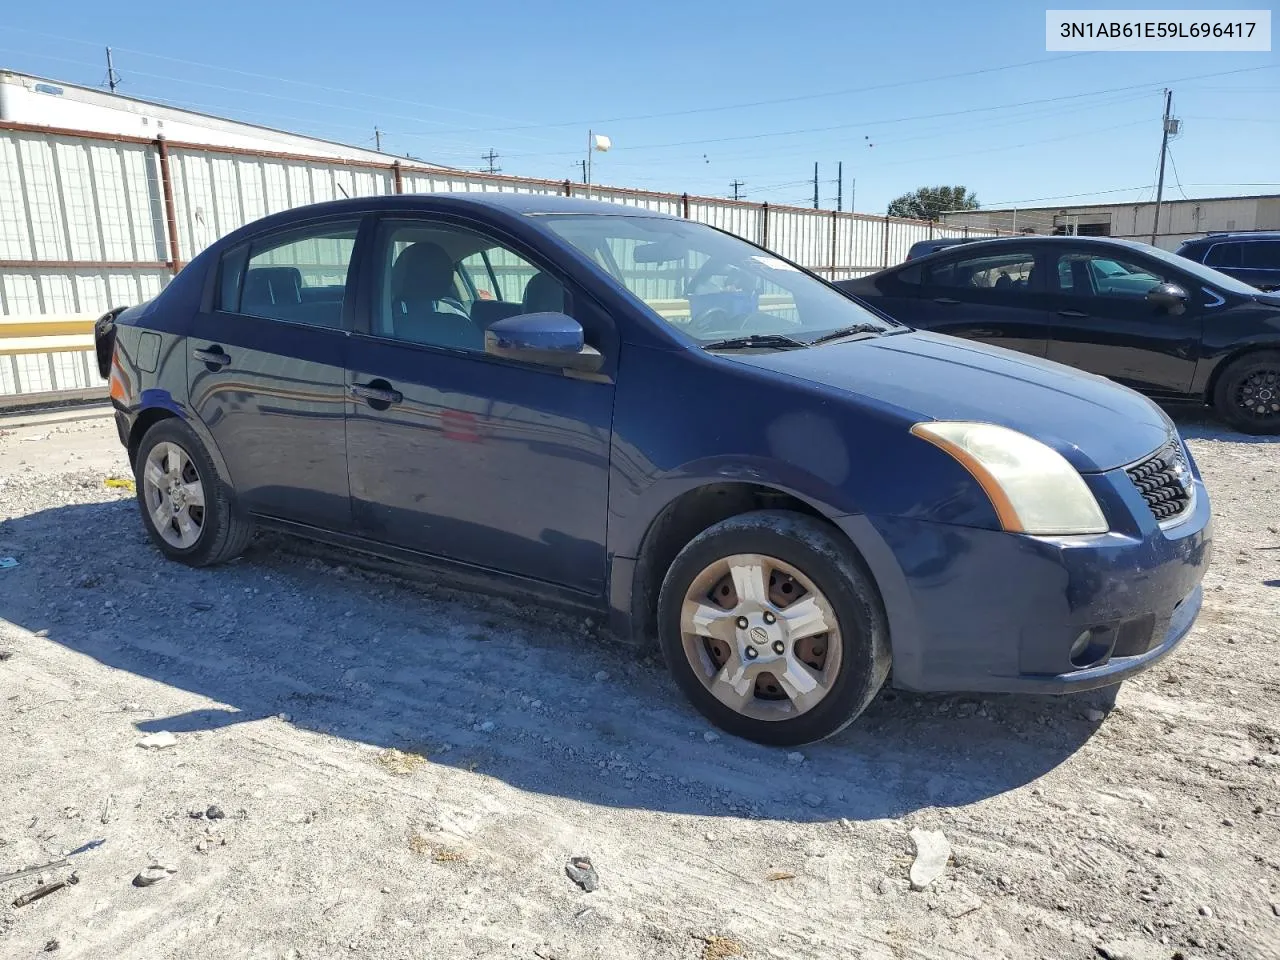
[838,459,1212,695]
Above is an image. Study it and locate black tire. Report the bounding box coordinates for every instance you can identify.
[656,510,890,746]
[1212,350,1280,435]
[133,418,254,566]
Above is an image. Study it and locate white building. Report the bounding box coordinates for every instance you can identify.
[0,69,439,166]
[942,194,1280,252]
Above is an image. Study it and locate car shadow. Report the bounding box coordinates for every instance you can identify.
[0,500,1106,823]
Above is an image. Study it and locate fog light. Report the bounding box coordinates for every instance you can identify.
[1069,630,1092,661]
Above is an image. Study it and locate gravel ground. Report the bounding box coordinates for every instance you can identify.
[0,408,1278,960]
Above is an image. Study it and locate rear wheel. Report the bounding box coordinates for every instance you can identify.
[134,419,253,566]
[657,510,890,746]
[1213,350,1280,435]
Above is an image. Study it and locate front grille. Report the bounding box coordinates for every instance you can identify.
[1126,443,1193,522]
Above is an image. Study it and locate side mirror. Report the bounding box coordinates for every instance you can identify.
[484,312,604,373]
[1146,282,1189,314]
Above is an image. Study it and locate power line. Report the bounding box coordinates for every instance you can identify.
[498,64,1279,159]
[730,179,745,200]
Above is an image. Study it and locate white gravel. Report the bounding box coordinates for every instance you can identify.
[1,408,1278,960]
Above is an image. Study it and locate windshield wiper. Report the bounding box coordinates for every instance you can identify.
[701,333,808,350]
[807,323,888,346]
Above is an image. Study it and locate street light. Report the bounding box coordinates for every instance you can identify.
[586,131,611,186]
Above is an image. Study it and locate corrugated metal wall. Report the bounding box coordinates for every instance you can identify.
[1,122,998,398]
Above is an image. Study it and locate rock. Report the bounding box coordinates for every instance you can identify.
[802,793,824,809]
[188,809,205,819]
[133,864,177,887]
[565,856,599,892]
[997,875,1012,889]
[944,886,983,919]
[593,671,610,682]
[1198,905,1213,918]
[478,721,495,733]
[1271,901,1280,917]
[703,731,720,743]
[35,629,49,638]
[908,828,951,891]
[196,839,209,853]
[1222,818,1234,827]
[1096,939,1168,960]
[206,805,225,820]
[136,731,178,749]
[190,602,213,612]
[1086,708,1107,722]
[786,752,805,765]
[380,887,390,894]
[278,713,292,722]
[44,939,59,952]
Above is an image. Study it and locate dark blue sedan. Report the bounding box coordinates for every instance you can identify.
[95,194,1212,745]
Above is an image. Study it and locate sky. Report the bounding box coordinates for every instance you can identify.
[2,1,1277,213]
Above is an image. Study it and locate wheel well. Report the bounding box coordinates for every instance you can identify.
[127,408,177,468]
[630,483,835,643]
[1204,346,1280,403]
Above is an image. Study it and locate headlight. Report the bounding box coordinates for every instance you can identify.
[911,421,1108,535]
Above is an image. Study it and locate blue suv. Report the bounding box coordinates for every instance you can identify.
[1177,232,1280,292]
[94,194,1211,745]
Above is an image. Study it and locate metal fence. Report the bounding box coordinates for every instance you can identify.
[0,120,996,401]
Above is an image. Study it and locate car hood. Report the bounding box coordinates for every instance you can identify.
[729,331,1173,473]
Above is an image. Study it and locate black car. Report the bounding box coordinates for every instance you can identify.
[836,236,1280,433]
[1176,232,1280,292]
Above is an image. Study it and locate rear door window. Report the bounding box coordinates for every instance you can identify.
[1055,252,1167,299]
[924,250,1037,294]
[1241,241,1280,270]
[221,221,360,328]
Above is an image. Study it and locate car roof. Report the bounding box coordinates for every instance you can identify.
[266,192,681,219]
[1181,231,1280,245]
[899,234,1157,263]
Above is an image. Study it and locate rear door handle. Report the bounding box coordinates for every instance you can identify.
[351,383,403,405]
[933,297,961,305]
[192,346,231,368]
[1057,309,1089,318]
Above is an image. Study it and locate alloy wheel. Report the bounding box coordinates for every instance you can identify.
[1234,368,1280,422]
[679,553,842,721]
[141,441,206,549]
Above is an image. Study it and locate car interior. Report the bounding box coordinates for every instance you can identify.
[376,226,568,350]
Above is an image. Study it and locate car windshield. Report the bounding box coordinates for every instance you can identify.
[538,214,900,345]
[1143,243,1261,296]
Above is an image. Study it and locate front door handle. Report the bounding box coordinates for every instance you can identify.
[1057,309,1089,318]
[351,383,403,406]
[933,297,961,305]
[192,346,231,368]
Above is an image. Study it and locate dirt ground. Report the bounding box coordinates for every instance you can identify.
[0,407,1278,960]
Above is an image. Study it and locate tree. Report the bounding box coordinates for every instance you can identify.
[887,186,979,221]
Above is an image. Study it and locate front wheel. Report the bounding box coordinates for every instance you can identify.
[1213,350,1280,435]
[657,510,890,746]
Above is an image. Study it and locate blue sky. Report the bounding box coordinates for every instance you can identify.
[3,1,1277,212]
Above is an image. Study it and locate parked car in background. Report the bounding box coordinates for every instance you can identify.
[96,195,1210,745]
[905,236,988,260]
[1176,232,1280,292]
[837,236,1280,433]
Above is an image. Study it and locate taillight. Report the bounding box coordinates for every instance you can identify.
[93,307,125,379]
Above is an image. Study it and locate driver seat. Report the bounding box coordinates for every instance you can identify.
[389,242,482,350]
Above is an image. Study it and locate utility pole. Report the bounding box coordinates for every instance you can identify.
[813,163,819,210]
[579,159,588,184]
[835,161,843,212]
[374,127,382,152]
[1151,88,1177,245]
[482,148,501,174]
[850,178,856,214]
[730,179,745,201]
[104,47,120,93]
